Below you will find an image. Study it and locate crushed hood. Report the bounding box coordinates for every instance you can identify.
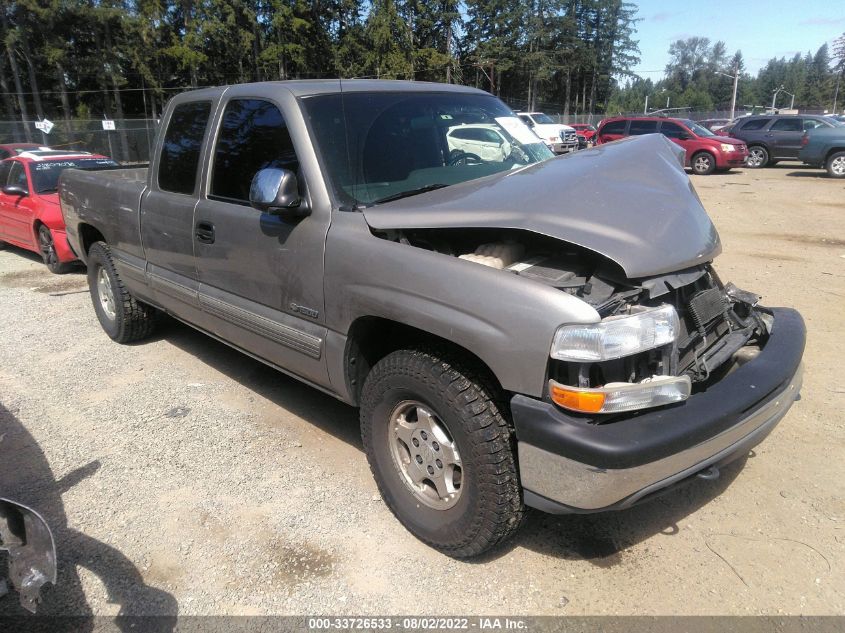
[363,134,721,279]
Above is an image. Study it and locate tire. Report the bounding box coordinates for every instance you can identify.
[826,151,845,178]
[37,225,73,274]
[746,145,769,168]
[360,347,524,558]
[87,241,157,343]
[691,152,716,175]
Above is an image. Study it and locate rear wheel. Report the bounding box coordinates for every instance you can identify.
[826,151,845,178]
[360,348,524,558]
[746,145,769,168]
[38,225,73,274]
[691,152,716,175]
[87,241,157,343]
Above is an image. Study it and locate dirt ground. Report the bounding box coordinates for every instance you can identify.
[0,163,843,617]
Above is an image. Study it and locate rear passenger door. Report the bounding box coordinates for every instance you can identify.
[766,118,804,158]
[139,98,215,316]
[192,90,331,386]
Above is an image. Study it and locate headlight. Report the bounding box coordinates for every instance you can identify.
[720,143,735,152]
[551,305,679,362]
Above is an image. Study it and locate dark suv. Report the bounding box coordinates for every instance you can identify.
[727,115,839,167]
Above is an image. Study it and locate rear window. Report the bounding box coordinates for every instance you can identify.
[738,118,770,131]
[600,120,627,135]
[628,120,658,135]
[31,158,119,193]
[158,101,212,195]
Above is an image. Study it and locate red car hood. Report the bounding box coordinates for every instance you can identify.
[711,135,743,145]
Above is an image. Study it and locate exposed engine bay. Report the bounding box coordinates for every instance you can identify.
[377,227,772,399]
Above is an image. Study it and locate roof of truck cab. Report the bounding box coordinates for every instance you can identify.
[174,79,490,100]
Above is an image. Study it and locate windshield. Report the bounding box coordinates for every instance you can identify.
[31,158,119,193]
[302,92,553,207]
[531,113,555,124]
[681,120,715,137]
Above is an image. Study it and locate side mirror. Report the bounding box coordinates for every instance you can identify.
[678,132,691,140]
[249,168,309,216]
[3,184,27,197]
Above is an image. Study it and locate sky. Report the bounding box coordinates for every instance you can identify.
[631,0,845,78]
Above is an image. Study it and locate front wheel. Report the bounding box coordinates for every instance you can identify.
[826,151,845,178]
[87,241,157,343]
[746,146,769,168]
[691,152,716,175]
[38,225,73,274]
[360,348,524,558]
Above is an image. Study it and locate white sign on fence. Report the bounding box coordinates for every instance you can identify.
[34,119,54,134]
[101,120,116,131]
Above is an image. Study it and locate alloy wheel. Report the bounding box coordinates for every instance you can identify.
[388,400,463,510]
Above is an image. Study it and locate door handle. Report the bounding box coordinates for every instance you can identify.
[195,221,215,244]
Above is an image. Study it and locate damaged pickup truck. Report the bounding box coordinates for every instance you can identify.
[59,81,805,558]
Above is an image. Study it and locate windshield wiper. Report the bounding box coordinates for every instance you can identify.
[369,183,449,206]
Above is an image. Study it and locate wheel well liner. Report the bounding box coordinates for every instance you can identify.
[825,147,845,162]
[344,316,504,405]
[78,223,106,255]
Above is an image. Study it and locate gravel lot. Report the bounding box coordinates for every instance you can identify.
[1,163,844,618]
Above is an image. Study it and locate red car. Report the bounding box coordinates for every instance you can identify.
[0,149,118,273]
[569,123,597,144]
[595,116,749,175]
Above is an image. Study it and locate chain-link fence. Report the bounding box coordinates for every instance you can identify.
[0,119,158,164]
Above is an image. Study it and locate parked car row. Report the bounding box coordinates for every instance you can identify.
[595,116,748,175]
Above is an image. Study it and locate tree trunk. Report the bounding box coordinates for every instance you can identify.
[588,72,596,114]
[563,69,571,117]
[0,58,20,134]
[55,62,75,139]
[2,27,33,141]
[18,27,44,121]
[252,21,263,81]
[103,19,131,162]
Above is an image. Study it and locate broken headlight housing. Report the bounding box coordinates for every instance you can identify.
[550,305,680,362]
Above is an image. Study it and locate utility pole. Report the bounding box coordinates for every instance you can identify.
[717,64,739,120]
[833,70,842,113]
[644,94,648,114]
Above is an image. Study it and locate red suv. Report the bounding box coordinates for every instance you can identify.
[595,117,749,175]
[0,149,118,272]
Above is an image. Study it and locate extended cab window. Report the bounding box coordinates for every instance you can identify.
[629,120,658,135]
[158,101,212,195]
[210,99,299,204]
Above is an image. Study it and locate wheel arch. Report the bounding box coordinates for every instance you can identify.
[77,223,106,256]
[343,316,505,407]
[824,147,845,162]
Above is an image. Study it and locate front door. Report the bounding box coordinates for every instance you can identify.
[193,93,331,386]
[659,121,693,164]
[0,161,37,247]
[766,118,804,159]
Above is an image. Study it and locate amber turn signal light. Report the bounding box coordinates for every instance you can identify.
[549,384,606,413]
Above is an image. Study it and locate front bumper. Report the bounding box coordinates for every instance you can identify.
[513,307,805,513]
[548,141,579,154]
[49,228,78,263]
